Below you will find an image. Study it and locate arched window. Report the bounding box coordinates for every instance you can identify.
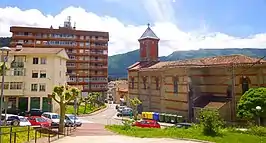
[172,76,178,94]
[142,76,147,89]
[155,77,160,90]
[240,76,251,95]
[131,77,134,89]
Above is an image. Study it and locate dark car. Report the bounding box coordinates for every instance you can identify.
[25,108,43,117]
[3,108,25,116]
[175,123,192,129]
[1,114,20,126]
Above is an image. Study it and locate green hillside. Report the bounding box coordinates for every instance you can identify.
[108,48,266,78]
[1,37,265,78]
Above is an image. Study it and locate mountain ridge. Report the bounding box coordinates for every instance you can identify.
[1,37,265,78]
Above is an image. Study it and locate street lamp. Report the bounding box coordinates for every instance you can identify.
[256,106,262,126]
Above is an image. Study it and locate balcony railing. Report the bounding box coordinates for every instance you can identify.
[10,62,24,68]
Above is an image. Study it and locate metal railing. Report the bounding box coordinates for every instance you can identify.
[0,125,76,143]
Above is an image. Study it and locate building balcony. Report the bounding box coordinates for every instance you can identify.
[10,62,24,68]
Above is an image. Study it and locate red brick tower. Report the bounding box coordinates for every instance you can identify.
[138,23,160,62]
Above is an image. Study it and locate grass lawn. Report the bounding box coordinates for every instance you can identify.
[105,125,266,143]
[1,126,44,143]
[66,104,106,115]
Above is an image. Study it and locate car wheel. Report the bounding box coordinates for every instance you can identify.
[12,120,19,126]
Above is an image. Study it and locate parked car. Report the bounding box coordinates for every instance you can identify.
[65,114,82,127]
[42,112,65,127]
[132,119,161,128]
[3,108,25,116]
[117,108,133,117]
[2,114,20,126]
[117,106,126,112]
[175,123,192,129]
[27,116,51,127]
[18,116,31,126]
[25,108,43,117]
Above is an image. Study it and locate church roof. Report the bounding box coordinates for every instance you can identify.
[128,54,266,71]
[138,24,159,40]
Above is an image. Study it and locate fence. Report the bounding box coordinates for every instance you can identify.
[0,125,76,143]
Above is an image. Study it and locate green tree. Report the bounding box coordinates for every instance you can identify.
[51,85,80,133]
[237,88,266,120]
[129,97,142,120]
[198,109,224,135]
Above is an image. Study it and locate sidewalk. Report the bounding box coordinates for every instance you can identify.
[113,116,175,127]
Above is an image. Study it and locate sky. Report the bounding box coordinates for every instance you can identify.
[0,0,266,56]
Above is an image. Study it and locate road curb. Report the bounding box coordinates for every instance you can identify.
[78,104,108,117]
[113,117,175,127]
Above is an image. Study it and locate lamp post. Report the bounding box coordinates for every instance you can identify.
[74,73,79,127]
[256,106,262,126]
[0,46,11,143]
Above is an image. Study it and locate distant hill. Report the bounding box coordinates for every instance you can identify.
[108,48,266,78]
[0,37,11,47]
[1,37,265,78]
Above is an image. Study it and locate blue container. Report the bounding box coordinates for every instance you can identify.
[153,112,160,121]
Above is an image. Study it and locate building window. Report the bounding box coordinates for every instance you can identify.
[32,70,38,78]
[155,77,159,90]
[39,83,46,92]
[31,84,38,91]
[173,76,178,94]
[40,57,47,64]
[13,68,24,76]
[1,82,9,89]
[10,82,23,90]
[33,57,38,64]
[240,76,251,95]
[40,70,46,78]
[142,76,147,89]
[131,77,134,89]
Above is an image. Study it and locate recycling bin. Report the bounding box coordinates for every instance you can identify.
[153,112,159,121]
[142,112,147,119]
[159,113,166,122]
[176,115,184,123]
[164,114,171,123]
[147,112,153,119]
[170,114,177,123]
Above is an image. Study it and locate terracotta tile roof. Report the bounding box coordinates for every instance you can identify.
[10,48,64,54]
[140,54,266,71]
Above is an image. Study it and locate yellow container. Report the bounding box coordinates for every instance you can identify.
[147,112,153,119]
[142,112,147,119]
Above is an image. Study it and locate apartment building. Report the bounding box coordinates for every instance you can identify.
[0,47,69,113]
[9,16,109,93]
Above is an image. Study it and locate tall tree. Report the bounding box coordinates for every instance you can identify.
[237,88,266,121]
[51,85,80,133]
[129,97,142,120]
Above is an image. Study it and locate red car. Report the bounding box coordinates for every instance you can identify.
[27,116,51,128]
[133,119,161,128]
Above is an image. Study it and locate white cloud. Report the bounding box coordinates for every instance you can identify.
[0,6,266,56]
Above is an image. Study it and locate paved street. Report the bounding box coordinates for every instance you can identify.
[52,104,200,143]
[78,104,123,125]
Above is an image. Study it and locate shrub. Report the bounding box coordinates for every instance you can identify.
[248,126,266,136]
[121,119,134,130]
[198,109,224,135]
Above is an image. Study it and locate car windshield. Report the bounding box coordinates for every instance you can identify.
[51,115,60,119]
[19,117,28,122]
[68,115,77,120]
[36,118,46,122]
